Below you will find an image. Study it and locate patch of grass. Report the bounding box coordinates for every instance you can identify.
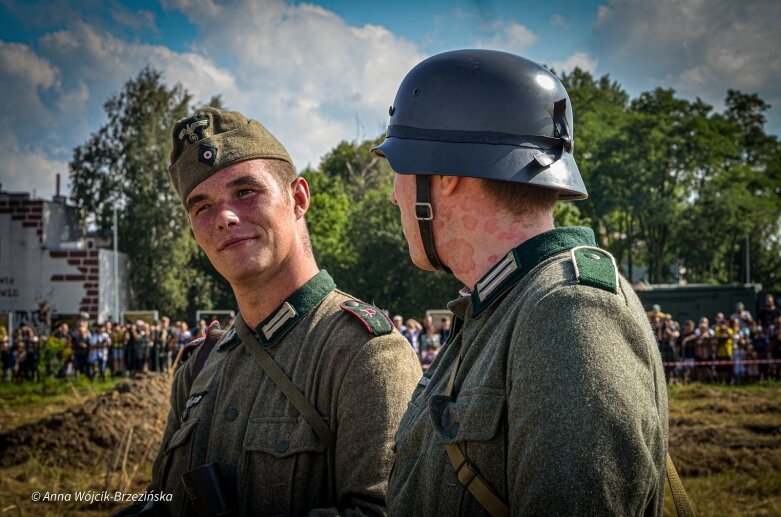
[0,452,153,516]
[0,377,118,432]
[665,468,781,517]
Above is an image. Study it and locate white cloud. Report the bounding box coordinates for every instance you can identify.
[0,21,239,197]
[593,0,781,108]
[476,22,537,54]
[550,52,598,75]
[162,0,424,168]
[0,41,58,88]
[0,129,68,199]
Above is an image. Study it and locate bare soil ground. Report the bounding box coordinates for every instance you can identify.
[0,377,779,516]
[0,373,169,515]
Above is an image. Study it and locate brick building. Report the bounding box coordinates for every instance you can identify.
[0,185,129,330]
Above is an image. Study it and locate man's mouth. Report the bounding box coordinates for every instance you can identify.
[219,236,256,251]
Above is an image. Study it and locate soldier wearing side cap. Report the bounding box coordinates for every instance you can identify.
[373,50,674,516]
[121,107,421,516]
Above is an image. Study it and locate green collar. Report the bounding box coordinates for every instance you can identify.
[469,227,596,317]
[218,269,336,350]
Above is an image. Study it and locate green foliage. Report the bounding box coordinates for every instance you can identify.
[36,336,69,380]
[304,139,461,318]
[562,68,780,288]
[69,68,207,319]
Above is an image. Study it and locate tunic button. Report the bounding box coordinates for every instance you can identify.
[345,301,359,307]
[585,252,602,260]
[225,408,238,421]
[276,440,290,453]
[450,422,460,437]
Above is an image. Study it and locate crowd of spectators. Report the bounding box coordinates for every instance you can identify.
[0,316,231,383]
[391,314,451,369]
[650,294,781,384]
[2,295,780,384]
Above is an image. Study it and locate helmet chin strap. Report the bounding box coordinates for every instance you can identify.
[414,175,452,273]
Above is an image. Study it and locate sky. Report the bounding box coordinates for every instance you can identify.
[0,0,779,199]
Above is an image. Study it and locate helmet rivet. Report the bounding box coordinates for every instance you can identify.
[413,87,421,97]
[389,105,395,116]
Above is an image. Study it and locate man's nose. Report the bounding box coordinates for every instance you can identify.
[389,189,398,205]
[216,204,240,230]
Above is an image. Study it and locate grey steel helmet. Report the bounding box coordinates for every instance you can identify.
[372,49,587,200]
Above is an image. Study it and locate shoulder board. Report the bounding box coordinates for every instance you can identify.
[340,300,393,336]
[571,246,619,294]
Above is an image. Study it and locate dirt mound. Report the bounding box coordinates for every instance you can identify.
[0,373,170,469]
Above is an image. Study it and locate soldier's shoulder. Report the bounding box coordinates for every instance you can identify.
[328,289,395,337]
[570,246,619,294]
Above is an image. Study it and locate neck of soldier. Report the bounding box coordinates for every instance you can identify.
[436,201,554,291]
[231,249,320,329]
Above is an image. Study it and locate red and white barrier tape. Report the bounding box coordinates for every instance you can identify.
[662,359,781,367]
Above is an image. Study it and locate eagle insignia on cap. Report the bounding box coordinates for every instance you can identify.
[178,115,210,143]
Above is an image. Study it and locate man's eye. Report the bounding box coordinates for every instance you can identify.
[238,189,254,197]
[194,204,211,215]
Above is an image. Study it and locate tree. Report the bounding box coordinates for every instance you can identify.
[304,137,461,318]
[69,68,213,318]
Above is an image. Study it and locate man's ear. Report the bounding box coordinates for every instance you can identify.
[436,174,461,197]
[291,177,311,219]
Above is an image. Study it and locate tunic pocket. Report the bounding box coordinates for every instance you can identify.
[429,389,508,516]
[159,418,199,515]
[239,416,328,515]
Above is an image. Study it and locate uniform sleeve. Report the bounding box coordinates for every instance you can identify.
[507,284,668,516]
[307,332,422,517]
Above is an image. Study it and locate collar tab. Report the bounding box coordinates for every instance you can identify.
[254,270,336,347]
[470,227,596,317]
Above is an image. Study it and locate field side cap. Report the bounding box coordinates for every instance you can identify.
[372,49,587,200]
[168,107,293,203]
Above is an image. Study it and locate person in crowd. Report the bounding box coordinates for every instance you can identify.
[119,106,420,515]
[404,318,421,354]
[90,323,110,381]
[694,319,715,382]
[731,302,753,329]
[418,314,440,357]
[374,49,668,515]
[733,333,748,384]
[420,339,440,370]
[677,320,697,383]
[72,320,92,378]
[110,321,125,377]
[758,294,780,329]
[439,316,452,344]
[769,316,781,380]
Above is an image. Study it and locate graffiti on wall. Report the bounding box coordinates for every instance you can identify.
[0,276,19,298]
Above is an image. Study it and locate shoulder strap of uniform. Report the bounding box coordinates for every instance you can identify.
[190,321,224,381]
[667,454,697,516]
[339,300,394,336]
[571,245,619,293]
[234,313,336,449]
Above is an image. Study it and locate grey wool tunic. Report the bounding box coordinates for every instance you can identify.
[387,227,668,516]
[150,271,422,516]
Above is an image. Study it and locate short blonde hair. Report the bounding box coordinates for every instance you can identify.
[480,180,558,218]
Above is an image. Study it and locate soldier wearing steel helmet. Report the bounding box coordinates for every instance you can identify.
[373,50,669,516]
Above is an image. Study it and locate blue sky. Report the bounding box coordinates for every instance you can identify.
[0,0,779,198]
